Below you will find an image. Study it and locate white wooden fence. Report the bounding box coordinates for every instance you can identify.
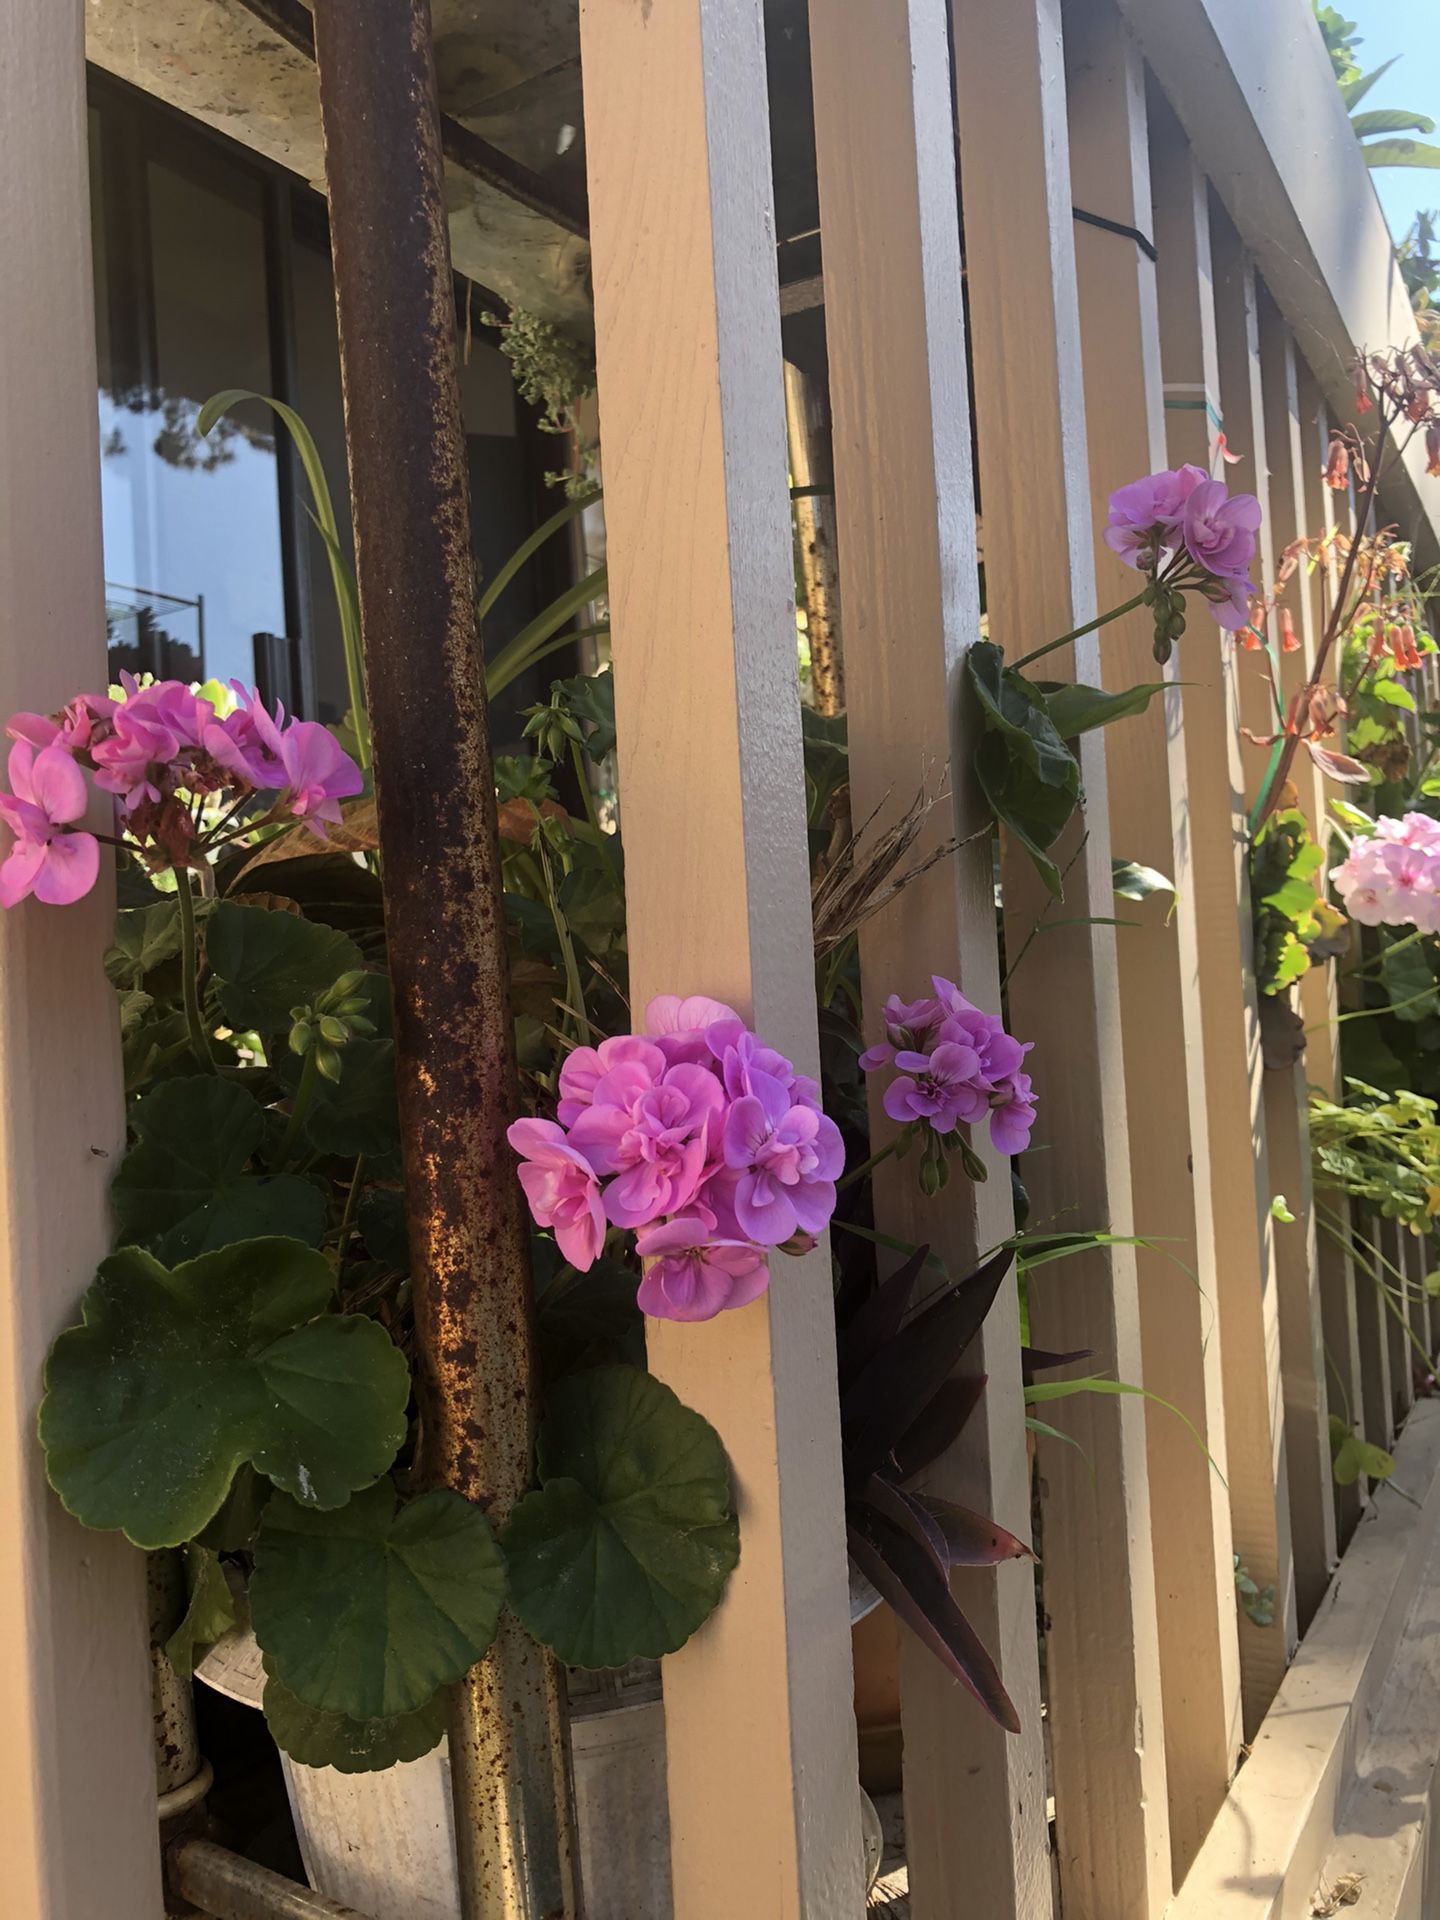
[7,0,1440,1915]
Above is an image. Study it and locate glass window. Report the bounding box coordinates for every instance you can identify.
[91,117,287,690]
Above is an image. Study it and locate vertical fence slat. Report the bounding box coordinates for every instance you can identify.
[1297,358,1369,1532]
[1355,1211,1396,1450]
[1147,92,1298,1723]
[955,4,1170,1912]
[1384,1218,1415,1423]
[1253,291,1337,1627]
[578,4,863,1911]
[1065,0,1239,1884]
[0,4,162,1914]
[808,4,1052,1913]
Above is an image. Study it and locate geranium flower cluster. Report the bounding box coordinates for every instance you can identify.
[508,995,843,1324]
[1331,814,1440,934]
[1105,464,1262,659]
[0,676,364,908]
[860,976,1036,1186]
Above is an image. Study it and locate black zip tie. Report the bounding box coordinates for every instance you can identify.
[1072,205,1158,263]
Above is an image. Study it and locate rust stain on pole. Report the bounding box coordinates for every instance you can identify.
[309,3,578,1914]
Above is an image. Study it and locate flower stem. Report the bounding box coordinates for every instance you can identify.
[277,1049,321,1168]
[336,1153,367,1254]
[176,865,216,1073]
[1009,590,1150,672]
[837,1133,906,1193]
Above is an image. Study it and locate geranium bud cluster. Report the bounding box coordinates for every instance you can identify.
[1104,465,1263,661]
[859,976,1036,1189]
[289,969,377,1083]
[0,675,364,909]
[1331,814,1440,934]
[508,995,843,1323]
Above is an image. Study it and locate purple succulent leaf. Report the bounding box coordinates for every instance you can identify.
[846,1505,1021,1733]
[914,1494,1035,1568]
[835,1243,929,1394]
[1020,1345,1093,1385]
[891,1374,987,1482]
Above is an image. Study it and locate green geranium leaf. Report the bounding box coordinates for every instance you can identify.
[1039,679,1169,740]
[280,1039,399,1159]
[206,901,362,1033]
[105,899,186,990]
[262,1671,447,1774]
[40,1238,408,1548]
[251,1483,505,1720]
[112,1075,325,1256]
[966,642,1079,898]
[502,1365,738,1669]
[164,1543,238,1678]
[358,1189,410,1270]
[195,1463,271,1551]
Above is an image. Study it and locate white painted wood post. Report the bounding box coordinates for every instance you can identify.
[954,4,1170,1912]
[0,2,161,1914]
[1065,0,1240,1883]
[1147,92,1299,1722]
[577,3,864,1914]
[808,3,1051,1913]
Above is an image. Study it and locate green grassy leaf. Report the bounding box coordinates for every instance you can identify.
[502,1365,739,1669]
[252,1483,505,1721]
[40,1238,408,1548]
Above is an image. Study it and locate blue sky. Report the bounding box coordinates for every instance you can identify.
[1344,0,1440,239]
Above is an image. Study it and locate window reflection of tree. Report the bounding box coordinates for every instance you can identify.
[98,386,276,473]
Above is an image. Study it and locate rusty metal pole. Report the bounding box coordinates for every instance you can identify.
[309,5,578,1917]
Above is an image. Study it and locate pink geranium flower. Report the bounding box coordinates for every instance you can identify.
[557,1035,666,1127]
[7,693,115,755]
[635,1215,769,1322]
[0,741,100,907]
[569,1058,725,1229]
[506,1118,607,1270]
[720,1068,843,1244]
[277,721,365,835]
[203,683,289,790]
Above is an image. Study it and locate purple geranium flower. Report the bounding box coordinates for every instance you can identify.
[635,1214,770,1323]
[988,1071,1037,1156]
[720,1068,843,1245]
[1181,478,1261,583]
[883,1041,990,1134]
[1104,465,1207,569]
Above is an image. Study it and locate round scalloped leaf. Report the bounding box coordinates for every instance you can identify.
[111,1075,325,1256]
[262,1670,447,1774]
[39,1238,408,1549]
[501,1365,738,1669]
[206,900,362,1034]
[251,1483,505,1721]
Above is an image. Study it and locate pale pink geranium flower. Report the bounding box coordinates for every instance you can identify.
[506,1118,607,1270]
[0,741,100,907]
[644,993,742,1066]
[635,1215,769,1323]
[91,679,209,810]
[556,1035,666,1127]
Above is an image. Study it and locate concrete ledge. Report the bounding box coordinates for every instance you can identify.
[1170,1399,1440,1917]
